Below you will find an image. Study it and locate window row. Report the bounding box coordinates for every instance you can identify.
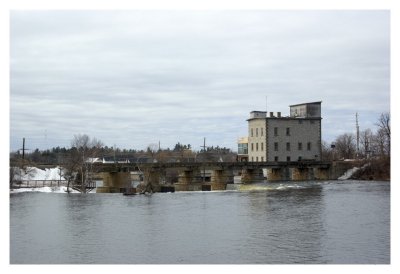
[274,127,291,136]
[250,142,264,151]
[250,127,264,137]
[274,142,312,151]
[251,156,307,162]
[250,141,312,152]
[251,156,265,162]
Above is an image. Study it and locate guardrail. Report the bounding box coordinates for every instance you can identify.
[13,180,68,188]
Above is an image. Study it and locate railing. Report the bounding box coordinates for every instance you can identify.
[13,180,69,188]
[93,160,332,172]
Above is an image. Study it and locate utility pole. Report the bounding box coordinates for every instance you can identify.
[201,137,206,183]
[356,112,360,159]
[20,137,29,160]
[113,144,116,164]
[22,137,25,160]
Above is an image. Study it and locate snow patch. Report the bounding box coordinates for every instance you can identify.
[14,166,66,181]
[338,167,360,180]
[10,186,81,193]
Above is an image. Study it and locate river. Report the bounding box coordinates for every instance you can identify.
[10,180,390,264]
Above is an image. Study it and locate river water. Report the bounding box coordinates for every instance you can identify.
[10,180,390,264]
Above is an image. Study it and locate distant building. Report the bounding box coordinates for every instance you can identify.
[247,101,322,162]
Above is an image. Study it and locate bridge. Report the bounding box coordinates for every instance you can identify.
[94,160,331,172]
[34,160,351,193]
[87,160,334,193]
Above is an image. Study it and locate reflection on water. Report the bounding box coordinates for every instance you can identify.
[10,180,390,264]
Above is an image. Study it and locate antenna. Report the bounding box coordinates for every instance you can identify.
[266,96,268,113]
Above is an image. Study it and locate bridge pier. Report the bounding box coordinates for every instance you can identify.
[314,167,329,180]
[174,168,202,191]
[142,168,164,192]
[266,167,288,181]
[291,167,310,181]
[210,169,234,190]
[97,172,132,193]
[241,168,264,184]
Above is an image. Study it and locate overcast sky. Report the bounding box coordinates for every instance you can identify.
[10,10,390,152]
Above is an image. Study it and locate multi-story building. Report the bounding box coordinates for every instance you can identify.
[247,101,322,162]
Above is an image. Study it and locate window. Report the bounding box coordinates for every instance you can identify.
[238,143,248,154]
[261,142,264,151]
[274,156,278,162]
[251,128,253,137]
[251,143,254,151]
[274,142,279,151]
[307,142,311,151]
[256,157,258,162]
[251,157,254,161]
[256,143,259,151]
[286,142,291,151]
[298,142,303,151]
[286,127,290,136]
[261,128,263,136]
[274,127,278,136]
[261,157,264,162]
[256,128,258,137]
[287,156,291,162]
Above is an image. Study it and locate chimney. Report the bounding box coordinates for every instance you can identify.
[277,112,281,118]
[269,112,274,117]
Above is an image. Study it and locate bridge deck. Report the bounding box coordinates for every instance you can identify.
[92,161,331,172]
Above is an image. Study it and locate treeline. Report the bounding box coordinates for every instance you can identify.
[321,112,390,180]
[321,113,390,160]
[10,140,236,165]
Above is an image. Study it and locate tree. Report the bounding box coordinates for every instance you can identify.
[334,133,356,159]
[147,143,159,162]
[321,140,334,161]
[359,128,374,158]
[64,134,103,193]
[375,112,390,156]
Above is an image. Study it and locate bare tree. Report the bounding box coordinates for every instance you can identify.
[321,140,334,161]
[64,134,103,193]
[147,143,159,162]
[335,133,356,159]
[359,128,374,158]
[9,157,36,189]
[375,112,390,156]
[372,128,389,157]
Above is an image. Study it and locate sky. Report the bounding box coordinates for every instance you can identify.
[9,9,390,152]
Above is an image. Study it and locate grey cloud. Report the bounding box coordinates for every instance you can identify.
[10,10,390,151]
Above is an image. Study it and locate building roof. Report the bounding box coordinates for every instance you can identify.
[289,101,322,107]
[237,137,248,144]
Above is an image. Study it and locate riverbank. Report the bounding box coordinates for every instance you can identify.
[350,157,390,181]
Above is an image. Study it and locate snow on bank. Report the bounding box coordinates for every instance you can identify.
[338,163,370,180]
[10,186,82,194]
[338,167,360,180]
[14,166,66,181]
